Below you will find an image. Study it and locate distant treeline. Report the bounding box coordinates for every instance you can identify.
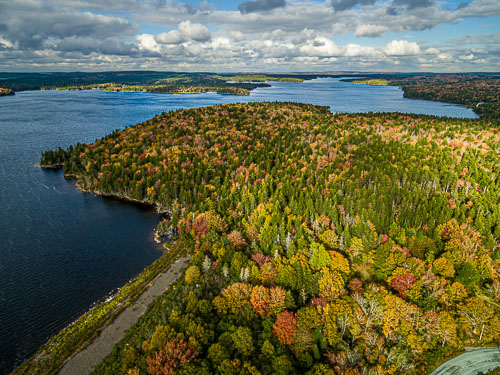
[342,74,499,119]
[0,72,273,93]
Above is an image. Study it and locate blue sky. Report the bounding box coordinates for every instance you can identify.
[0,0,498,71]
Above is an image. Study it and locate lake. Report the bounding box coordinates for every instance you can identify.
[0,77,477,374]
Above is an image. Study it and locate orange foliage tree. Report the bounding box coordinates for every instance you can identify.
[250,285,286,316]
[273,310,298,345]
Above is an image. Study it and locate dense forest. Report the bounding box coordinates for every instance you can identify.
[48,75,270,96]
[52,83,261,96]
[392,75,499,119]
[0,72,305,93]
[35,102,499,374]
[345,74,499,119]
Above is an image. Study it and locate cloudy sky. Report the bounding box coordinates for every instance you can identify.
[0,0,498,72]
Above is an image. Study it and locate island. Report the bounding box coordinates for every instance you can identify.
[0,72,309,96]
[17,101,499,375]
[0,87,14,96]
[351,78,391,86]
[47,76,273,96]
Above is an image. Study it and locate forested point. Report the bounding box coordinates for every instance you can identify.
[0,87,14,96]
[345,74,499,119]
[39,102,499,374]
[393,75,499,119]
[351,79,391,86]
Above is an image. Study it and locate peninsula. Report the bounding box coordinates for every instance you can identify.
[20,101,499,375]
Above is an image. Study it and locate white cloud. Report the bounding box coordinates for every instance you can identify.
[0,0,498,72]
[137,33,161,52]
[438,52,452,60]
[354,24,389,37]
[460,53,475,60]
[209,37,232,51]
[344,43,381,57]
[383,40,421,56]
[0,37,15,48]
[178,20,211,42]
[156,30,185,44]
[299,37,343,57]
[424,47,440,54]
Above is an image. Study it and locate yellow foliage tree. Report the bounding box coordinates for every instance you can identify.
[221,282,252,314]
[318,268,345,302]
[328,251,350,275]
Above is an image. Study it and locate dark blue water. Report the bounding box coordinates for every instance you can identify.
[0,78,476,374]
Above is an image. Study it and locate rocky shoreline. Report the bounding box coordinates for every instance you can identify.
[39,163,169,244]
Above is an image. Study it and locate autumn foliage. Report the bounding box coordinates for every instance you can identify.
[41,102,500,375]
[146,338,198,375]
[273,311,298,345]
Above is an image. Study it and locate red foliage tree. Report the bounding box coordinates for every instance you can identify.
[391,273,417,297]
[146,338,198,375]
[192,216,208,240]
[251,252,273,267]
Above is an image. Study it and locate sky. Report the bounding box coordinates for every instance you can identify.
[0,0,498,72]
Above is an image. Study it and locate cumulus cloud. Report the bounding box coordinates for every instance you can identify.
[229,31,246,42]
[344,43,381,57]
[424,47,439,54]
[137,33,161,53]
[383,40,421,55]
[460,53,475,60]
[438,52,452,60]
[156,30,185,44]
[238,0,286,14]
[178,20,211,42]
[0,0,138,49]
[331,0,375,12]
[0,0,498,72]
[355,24,389,37]
[299,37,343,57]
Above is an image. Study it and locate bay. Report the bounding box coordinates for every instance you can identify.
[0,77,477,374]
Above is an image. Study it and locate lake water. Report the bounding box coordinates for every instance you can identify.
[0,78,477,374]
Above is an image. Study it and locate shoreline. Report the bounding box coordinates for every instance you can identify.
[340,77,483,117]
[12,167,179,375]
[59,255,190,375]
[73,173,169,214]
[36,164,169,214]
[12,239,185,375]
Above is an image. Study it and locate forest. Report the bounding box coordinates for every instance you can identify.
[0,72,305,93]
[345,74,499,119]
[34,102,499,374]
[48,75,270,96]
[391,75,499,119]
